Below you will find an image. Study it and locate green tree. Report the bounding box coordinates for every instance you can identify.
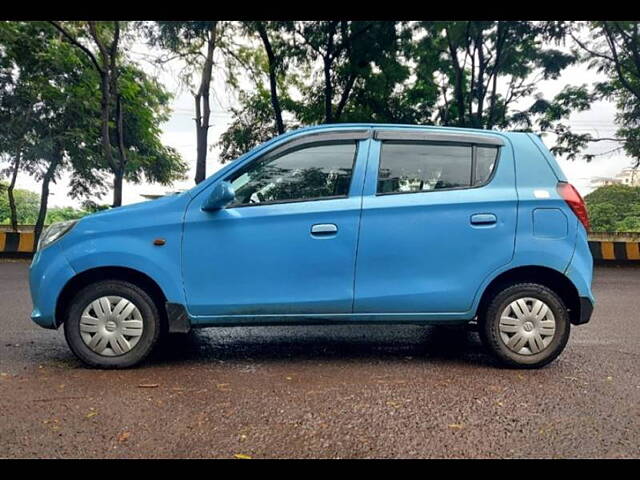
[2,20,187,239]
[12,188,40,224]
[292,21,409,124]
[218,88,282,163]
[1,183,89,226]
[567,22,640,166]
[217,21,579,162]
[0,182,40,225]
[92,63,188,198]
[0,182,8,223]
[0,21,104,243]
[410,21,576,129]
[0,22,40,230]
[219,21,413,162]
[142,21,229,184]
[585,184,640,232]
[51,21,188,205]
[238,22,295,135]
[49,21,126,205]
[45,206,90,224]
[218,21,304,162]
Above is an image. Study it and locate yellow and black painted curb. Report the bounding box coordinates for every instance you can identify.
[0,231,36,254]
[588,240,640,261]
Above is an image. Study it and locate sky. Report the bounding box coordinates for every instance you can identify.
[11,36,637,208]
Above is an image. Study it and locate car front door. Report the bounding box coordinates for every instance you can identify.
[182,130,370,320]
[354,129,517,316]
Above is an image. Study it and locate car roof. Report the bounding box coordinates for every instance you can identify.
[288,122,521,140]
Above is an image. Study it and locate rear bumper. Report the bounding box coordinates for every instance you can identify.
[574,296,594,325]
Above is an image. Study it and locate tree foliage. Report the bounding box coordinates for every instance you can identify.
[585,184,640,232]
[0,21,106,240]
[51,21,187,204]
[573,22,640,166]
[216,21,582,162]
[1,21,186,240]
[142,21,230,183]
[0,181,40,224]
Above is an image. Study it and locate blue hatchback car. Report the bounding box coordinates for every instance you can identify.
[29,124,594,369]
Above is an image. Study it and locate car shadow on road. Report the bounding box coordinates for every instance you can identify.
[150,324,497,368]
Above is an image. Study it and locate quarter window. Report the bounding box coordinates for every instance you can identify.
[227,142,357,207]
[474,146,499,186]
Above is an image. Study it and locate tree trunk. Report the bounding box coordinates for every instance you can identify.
[194,22,218,185]
[7,107,32,231]
[49,22,119,204]
[113,169,124,208]
[99,71,115,172]
[486,22,506,130]
[112,94,127,207]
[445,28,467,127]
[194,112,208,184]
[256,22,285,134]
[34,150,61,249]
[323,55,334,123]
[7,148,21,232]
[322,22,340,124]
[89,21,119,201]
[334,71,357,121]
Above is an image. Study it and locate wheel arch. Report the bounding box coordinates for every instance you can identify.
[475,265,582,325]
[54,266,168,330]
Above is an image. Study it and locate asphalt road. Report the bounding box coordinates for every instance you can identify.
[0,259,639,459]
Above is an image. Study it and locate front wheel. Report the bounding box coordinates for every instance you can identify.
[479,283,570,368]
[63,280,161,368]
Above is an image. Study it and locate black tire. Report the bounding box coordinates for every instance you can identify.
[63,280,161,369]
[479,283,571,369]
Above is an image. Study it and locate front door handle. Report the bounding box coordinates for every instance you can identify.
[311,223,338,236]
[470,213,497,225]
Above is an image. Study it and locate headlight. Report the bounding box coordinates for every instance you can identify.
[37,220,78,251]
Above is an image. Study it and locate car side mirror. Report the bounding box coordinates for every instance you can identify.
[202,181,235,211]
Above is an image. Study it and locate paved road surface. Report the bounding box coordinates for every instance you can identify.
[0,259,638,458]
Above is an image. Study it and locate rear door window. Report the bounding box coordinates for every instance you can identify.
[377,142,498,194]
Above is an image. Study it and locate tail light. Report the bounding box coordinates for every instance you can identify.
[557,182,590,231]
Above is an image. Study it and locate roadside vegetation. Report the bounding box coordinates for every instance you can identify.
[585,184,640,232]
[0,181,103,226]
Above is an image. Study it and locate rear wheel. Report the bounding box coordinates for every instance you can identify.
[480,283,570,368]
[63,280,160,368]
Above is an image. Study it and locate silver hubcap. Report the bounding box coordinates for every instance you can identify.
[79,296,144,357]
[499,297,556,356]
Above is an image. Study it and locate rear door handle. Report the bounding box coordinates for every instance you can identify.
[470,213,497,225]
[311,223,338,236]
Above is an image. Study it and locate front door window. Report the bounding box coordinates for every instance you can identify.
[227,142,358,207]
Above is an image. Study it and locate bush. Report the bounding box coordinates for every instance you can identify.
[0,183,40,224]
[585,184,640,233]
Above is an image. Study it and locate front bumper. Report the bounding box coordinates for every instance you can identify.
[29,242,76,329]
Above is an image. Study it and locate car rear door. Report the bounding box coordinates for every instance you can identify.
[353,128,517,315]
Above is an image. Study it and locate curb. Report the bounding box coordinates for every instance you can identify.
[588,240,640,261]
[0,231,36,254]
